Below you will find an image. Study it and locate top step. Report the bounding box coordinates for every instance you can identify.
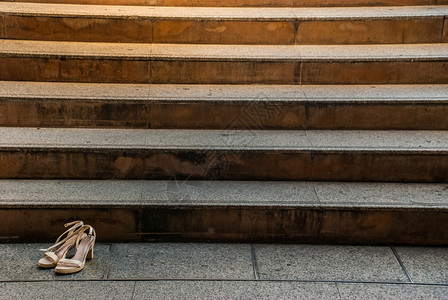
[3,0,448,7]
[2,3,447,44]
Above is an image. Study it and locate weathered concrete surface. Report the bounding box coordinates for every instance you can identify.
[0,281,135,300]
[255,245,407,281]
[1,40,447,84]
[396,247,448,284]
[1,82,448,129]
[0,180,447,244]
[3,180,448,208]
[337,284,448,299]
[0,209,140,242]
[0,0,447,251]
[1,3,445,44]
[3,280,448,300]
[5,15,154,43]
[0,0,441,7]
[1,128,448,182]
[1,243,448,299]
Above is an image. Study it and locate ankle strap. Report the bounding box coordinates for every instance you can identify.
[40,220,84,252]
[75,225,96,249]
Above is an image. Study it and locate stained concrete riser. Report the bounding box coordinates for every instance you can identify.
[2,15,444,44]
[1,57,447,84]
[2,100,448,130]
[1,208,447,245]
[1,150,448,182]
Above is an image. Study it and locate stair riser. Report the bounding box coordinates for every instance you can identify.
[444,18,448,41]
[1,57,447,84]
[0,15,4,38]
[1,150,447,182]
[3,15,445,44]
[2,99,448,130]
[0,208,140,242]
[2,208,447,245]
[3,0,445,7]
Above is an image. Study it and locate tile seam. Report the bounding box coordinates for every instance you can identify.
[139,180,145,205]
[334,282,343,299]
[312,186,321,206]
[442,16,447,42]
[102,269,110,280]
[2,279,447,285]
[137,208,143,243]
[391,247,414,283]
[250,245,260,280]
[294,20,298,45]
[130,281,137,300]
[1,14,4,39]
[147,60,152,85]
[151,19,154,43]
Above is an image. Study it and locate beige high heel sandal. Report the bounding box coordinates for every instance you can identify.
[55,225,96,275]
[38,220,85,268]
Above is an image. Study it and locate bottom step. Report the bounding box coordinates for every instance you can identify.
[1,180,447,245]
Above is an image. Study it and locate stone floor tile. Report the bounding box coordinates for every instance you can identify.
[133,280,339,299]
[395,247,448,284]
[337,283,448,300]
[106,243,253,280]
[0,243,109,281]
[0,281,135,300]
[52,243,111,281]
[0,244,54,281]
[255,245,408,282]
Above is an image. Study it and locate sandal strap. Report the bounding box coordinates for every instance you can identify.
[40,220,84,252]
[43,252,59,264]
[58,258,83,268]
[75,225,96,250]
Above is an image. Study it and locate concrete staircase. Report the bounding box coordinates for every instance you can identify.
[0,0,447,245]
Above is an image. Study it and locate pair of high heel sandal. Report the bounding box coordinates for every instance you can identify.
[38,220,96,274]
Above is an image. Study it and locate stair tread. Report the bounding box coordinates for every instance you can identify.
[1,81,447,102]
[1,127,448,151]
[2,2,447,19]
[6,0,447,8]
[1,40,448,60]
[1,180,447,208]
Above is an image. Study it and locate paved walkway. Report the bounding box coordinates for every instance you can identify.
[1,243,447,299]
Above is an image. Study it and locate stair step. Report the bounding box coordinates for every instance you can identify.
[1,81,448,129]
[5,0,448,7]
[1,180,447,244]
[1,127,448,182]
[1,40,447,84]
[1,3,447,44]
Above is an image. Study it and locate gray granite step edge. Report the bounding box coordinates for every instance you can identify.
[1,40,448,61]
[1,3,447,20]
[1,82,447,103]
[1,180,447,209]
[2,128,448,151]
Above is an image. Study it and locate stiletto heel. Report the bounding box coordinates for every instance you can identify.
[38,220,84,268]
[55,225,96,275]
[87,246,94,260]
